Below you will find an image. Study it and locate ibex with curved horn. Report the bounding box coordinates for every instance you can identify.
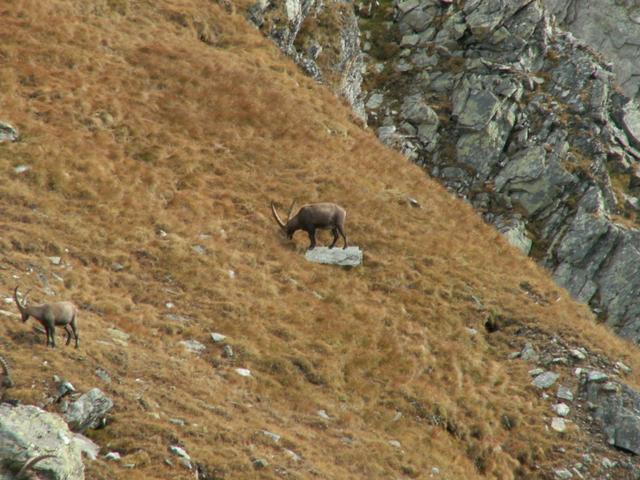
[14,287,79,348]
[271,201,348,250]
[0,355,13,388]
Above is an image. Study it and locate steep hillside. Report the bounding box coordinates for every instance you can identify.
[1,1,640,479]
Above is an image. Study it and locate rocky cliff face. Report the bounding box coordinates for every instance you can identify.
[360,0,640,343]
[246,0,366,119]
[544,0,640,100]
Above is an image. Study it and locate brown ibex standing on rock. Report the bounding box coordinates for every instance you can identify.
[14,287,79,348]
[271,201,348,250]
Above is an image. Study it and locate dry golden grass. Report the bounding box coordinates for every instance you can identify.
[1,1,640,479]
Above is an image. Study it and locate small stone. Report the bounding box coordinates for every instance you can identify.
[431,467,440,475]
[317,409,331,420]
[95,368,111,383]
[211,332,227,343]
[14,165,29,174]
[615,361,632,374]
[407,197,421,208]
[284,449,301,462]
[105,451,121,461]
[529,368,545,377]
[228,270,235,279]
[191,245,206,255]
[569,348,587,360]
[253,458,268,469]
[602,381,618,392]
[465,327,478,335]
[581,454,592,464]
[520,342,538,361]
[554,468,573,479]
[222,345,234,358]
[169,418,186,426]
[165,302,174,309]
[532,371,559,389]
[551,417,567,432]
[553,403,570,417]
[111,262,125,272]
[587,370,608,382]
[56,379,76,398]
[557,385,574,401]
[262,430,280,442]
[366,93,384,110]
[401,34,420,47]
[169,445,190,461]
[602,457,615,469]
[180,339,206,353]
[48,256,62,265]
[388,440,401,448]
[235,368,252,377]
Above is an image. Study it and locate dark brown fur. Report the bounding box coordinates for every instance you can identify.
[271,201,348,250]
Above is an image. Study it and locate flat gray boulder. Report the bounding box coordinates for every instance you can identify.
[305,246,363,266]
[0,404,87,479]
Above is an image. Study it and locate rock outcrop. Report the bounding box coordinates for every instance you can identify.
[246,0,365,118]
[544,0,640,100]
[361,0,640,342]
[0,404,88,479]
[63,387,114,433]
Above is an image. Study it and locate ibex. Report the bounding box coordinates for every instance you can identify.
[16,454,57,479]
[271,201,348,250]
[14,287,79,348]
[0,355,13,388]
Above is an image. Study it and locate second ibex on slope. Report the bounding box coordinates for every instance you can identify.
[271,200,349,250]
[14,287,79,348]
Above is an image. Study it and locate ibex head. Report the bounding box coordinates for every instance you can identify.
[270,200,349,250]
[13,287,32,322]
[271,200,297,239]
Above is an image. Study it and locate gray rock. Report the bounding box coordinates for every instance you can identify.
[457,90,501,130]
[0,121,19,142]
[305,246,363,266]
[253,458,269,469]
[0,404,86,479]
[222,345,234,358]
[261,430,281,442]
[180,339,206,353]
[95,368,112,384]
[519,342,538,361]
[63,388,114,433]
[366,93,384,110]
[554,468,573,479]
[587,370,608,382]
[544,0,640,99]
[580,377,640,454]
[73,433,100,461]
[169,445,192,469]
[498,220,532,255]
[532,371,559,389]
[557,385,574,402]
[211,332,227,343]
[553,403,571,417]
[105,451,121,461]
[551,417,567,432]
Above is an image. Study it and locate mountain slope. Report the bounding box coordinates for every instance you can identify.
[1,1,639,478]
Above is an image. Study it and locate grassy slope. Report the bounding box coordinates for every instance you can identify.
[0,1,639,478]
